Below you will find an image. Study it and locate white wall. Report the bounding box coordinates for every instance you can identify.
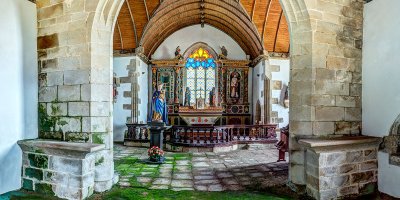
[152,25,247,60]
[252,61,265,123]
[0,0,37,194]
[362,0,400,197]
[271,58,290,128]
[113,56,148,142]
[363,0,400,137]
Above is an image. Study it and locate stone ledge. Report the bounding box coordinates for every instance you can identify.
[18,139,105,153]
[299,136,382,152]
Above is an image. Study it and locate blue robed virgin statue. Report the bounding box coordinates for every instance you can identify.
[148,84,169,124]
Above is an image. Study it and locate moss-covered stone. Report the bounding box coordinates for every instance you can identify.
[34,183,55,196]
[92,134,104,144]
[65,132,89,142]
[28,153,48,169]
[25,168,43,181]
[95,157,104,166]
[38,102,67,140]
[22,179,33,191]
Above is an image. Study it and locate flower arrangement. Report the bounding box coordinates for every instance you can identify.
[148,146,164,162]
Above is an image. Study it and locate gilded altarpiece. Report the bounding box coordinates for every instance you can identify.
[151,59,251,125]
[218,61,251,125]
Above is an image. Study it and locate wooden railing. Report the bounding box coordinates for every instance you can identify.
[125,124,277,147]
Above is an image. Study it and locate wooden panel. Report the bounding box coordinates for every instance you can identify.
[131,0,148,42]
[113,20,122,50]
[240,0,254,17]
[117,1,136,49]
[146,0,159,17]
[253,0,269,35]
[274,14,290,53]
[263,0,282,52]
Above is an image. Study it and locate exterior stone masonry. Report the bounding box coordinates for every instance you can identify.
[300,136,381,200]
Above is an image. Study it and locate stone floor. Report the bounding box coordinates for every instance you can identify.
[114,144,289,192]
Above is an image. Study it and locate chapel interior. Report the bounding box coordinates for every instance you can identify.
[1,0,400,199]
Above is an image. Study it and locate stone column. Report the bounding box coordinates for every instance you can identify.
[36,0,124,192]
[278,0,364,188]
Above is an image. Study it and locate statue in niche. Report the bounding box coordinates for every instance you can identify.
[184,87,191,107]
[174,46,183,60]
[230,71,240,98]
[209,87,216,107]
[149,84,169,124]
[219,46,228,59]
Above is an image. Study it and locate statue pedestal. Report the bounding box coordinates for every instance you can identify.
[148,122,171,150]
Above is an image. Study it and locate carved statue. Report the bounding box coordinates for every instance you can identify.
[230,72,240,98]
[219,46,228,59]
[148,84,169,124]
[184,87,191,107]
[174,46,183,59]
[209,87,216,107]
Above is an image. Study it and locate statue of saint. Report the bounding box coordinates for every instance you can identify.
[149,84,168,124]
[230,72,240,98]
[219,46,228,59]
[184,87,191,107]
[174,46,183,59]
[209,87,216,107]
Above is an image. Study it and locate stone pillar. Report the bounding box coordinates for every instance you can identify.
[278,0,364,187]
[36,0,124,193]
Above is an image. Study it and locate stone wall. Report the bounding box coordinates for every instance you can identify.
[270,58,290,128]
[36,0,125,192]
[306,148,377,199]
[280,0,364,185]
[300,137,380,200]
[18,140,109,200]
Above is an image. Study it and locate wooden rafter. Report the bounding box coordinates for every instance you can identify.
[113,0,290,55]
[261,0,272,43]
[116,20,124,49]
[125,0,138,46]
[250,0,256,20]
[273,10,283,52]
[143,0,150,21]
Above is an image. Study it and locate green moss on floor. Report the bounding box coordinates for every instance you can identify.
[88,187,291,200]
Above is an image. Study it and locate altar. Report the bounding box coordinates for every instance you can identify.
[150,43,252,126]
[178,106,223,125]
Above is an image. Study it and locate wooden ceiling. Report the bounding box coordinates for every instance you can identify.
[113,0,289,58]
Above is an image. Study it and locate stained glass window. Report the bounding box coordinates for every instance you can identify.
[185,48,217,105]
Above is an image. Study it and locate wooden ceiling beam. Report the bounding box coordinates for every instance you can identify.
[251,0,256,20]
[141,8,260,57]
[141,1,263,54]
[147,15,253,58]
[143,0,150,21]
[116,20,124,49]
[261,0,272,43]
[125,0,138,46]
[273,10,283,52]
